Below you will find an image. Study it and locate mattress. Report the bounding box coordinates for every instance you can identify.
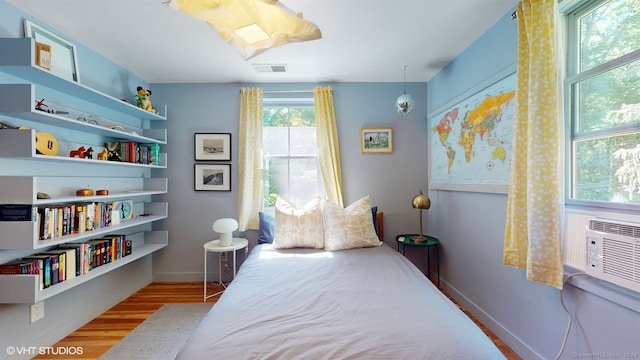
[177,243,506,359]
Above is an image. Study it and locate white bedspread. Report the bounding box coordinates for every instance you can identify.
[177,244,506,359]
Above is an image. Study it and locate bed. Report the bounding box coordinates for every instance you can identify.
[178,198,505,359]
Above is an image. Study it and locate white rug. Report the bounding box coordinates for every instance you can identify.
[99,303,212,360]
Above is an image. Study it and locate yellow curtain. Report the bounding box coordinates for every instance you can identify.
[238,87,264,231]
[314,86,344,207]
[503,0,564,289]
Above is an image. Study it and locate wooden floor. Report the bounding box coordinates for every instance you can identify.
[36,282,520,359]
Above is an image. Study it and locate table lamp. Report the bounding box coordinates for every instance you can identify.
[213,218,238,247]
[411,190,431,242]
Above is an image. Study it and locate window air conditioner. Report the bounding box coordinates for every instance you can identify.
[586,218,640,293]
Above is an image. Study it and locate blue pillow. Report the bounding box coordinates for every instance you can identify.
[258,211,275,244]
[371,206,378,236]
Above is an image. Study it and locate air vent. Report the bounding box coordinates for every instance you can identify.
[252,64,288,73]
[589,219,640,238]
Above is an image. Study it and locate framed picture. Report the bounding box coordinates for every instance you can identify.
[194,133,231,161]
[24,20,80,82]
[195,164,231,191]
[34,42,51,70]
[361,127,393,154]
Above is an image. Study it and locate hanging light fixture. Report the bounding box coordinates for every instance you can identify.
[167,0,322,60]
[396,65,415,114]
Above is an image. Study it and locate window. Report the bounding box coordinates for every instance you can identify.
[567,0,640,208]
[262,101,323,208]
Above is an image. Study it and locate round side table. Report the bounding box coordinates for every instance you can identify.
[203,237,248,301]
[396,234,440,288]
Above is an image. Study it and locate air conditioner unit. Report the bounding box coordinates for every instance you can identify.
[585,218,640,293]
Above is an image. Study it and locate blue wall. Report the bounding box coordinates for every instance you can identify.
[428,8,640,360]
[149,81,430,280]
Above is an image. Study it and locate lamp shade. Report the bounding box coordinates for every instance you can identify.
[213,218,238,247]
[167,0,322,59]
[412,190,431,210]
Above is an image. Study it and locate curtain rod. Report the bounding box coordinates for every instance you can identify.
[239,89,332,94]
[265,90,315,94]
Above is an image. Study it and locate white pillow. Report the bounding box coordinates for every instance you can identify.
[323,195,381,251]
[273,195,325,249]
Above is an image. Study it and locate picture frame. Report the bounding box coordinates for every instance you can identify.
[34,42,51,70]
[361,127,393,154]
[195,164,231,191]
[24,19,80,82]
[194,133,232,161]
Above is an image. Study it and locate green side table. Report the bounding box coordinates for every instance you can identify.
[396,234,440,288]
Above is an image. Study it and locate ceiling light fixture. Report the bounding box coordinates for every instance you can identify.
[396,65,415,114]
[167,0,322,60]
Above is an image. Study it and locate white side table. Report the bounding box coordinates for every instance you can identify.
[203,238,249,301]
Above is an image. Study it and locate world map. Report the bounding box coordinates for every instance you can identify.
[430,73,516,188]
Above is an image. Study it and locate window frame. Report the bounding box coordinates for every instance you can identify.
[262,97,324,208]
[564,0,640,212]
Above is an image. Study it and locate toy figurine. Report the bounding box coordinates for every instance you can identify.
[35,99,48,112]
[83,147,94,159]
[135,86,158,114]
[97,148,109,160]
[69,146,86,158]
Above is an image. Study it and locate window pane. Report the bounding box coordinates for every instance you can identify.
[579,0,640,71]
[576,59,640,133]
[264,158,288,207]
[262,104,320,208]
[264,127,289,156]
[290,127,317,156]
[574,133,640,203]
[289,158,320,204]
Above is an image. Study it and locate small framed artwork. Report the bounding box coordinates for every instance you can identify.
[195,164,231,191]
[194,133,231,161]
[361,127,393,154]
[24,20,80,82]
[34,42,51,70]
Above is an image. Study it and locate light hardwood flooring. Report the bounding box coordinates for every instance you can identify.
[35,282,520,359]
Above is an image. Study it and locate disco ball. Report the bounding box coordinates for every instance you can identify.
[396,93,415,114]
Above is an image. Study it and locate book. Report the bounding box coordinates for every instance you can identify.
[22,255,53,289]
[38,207,52,240]
[58,243,89,275]
[0,204,34,221]
[86,239,109,269]
[110,200,134,220]
[42,248,75,281]
[40,250,66,283]
[0,259,38,275]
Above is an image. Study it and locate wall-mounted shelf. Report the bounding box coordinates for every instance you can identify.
[0,130,167,168]
[0,84,167,144]
[0,202,168,250]
[0,231,168,303]
[0,176,167,205]
[0,38,166,121]
[0,36,169,304]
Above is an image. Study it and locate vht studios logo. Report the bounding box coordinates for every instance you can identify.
[6,346,84,356]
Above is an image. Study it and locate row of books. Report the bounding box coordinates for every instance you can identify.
[0,234,132,290]
[106,141,160,165]
[37,200,133,240]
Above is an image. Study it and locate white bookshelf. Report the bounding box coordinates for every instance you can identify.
[0,37,169,303]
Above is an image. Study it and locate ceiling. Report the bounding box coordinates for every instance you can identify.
[8,0,518,84]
